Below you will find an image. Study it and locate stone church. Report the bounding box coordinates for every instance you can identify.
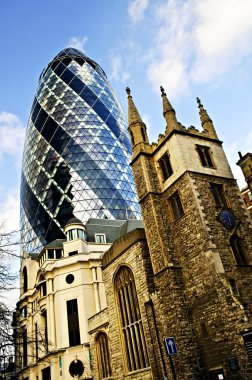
[17,87,252,380]
[87,88,252,380]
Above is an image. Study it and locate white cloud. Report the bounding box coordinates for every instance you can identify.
[110,54,130,82]
[68,36,88,52]
[145,0,252,98]
[0,188,20,233]
[128,0,149,24]
[0,112,25,165]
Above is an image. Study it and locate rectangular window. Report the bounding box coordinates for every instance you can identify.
[159,153,173,181]
[95,234,106,243]
[20,305,27,318]
[55,249,62,259]
[169,191,184,221]
[41,310,48,353]
[22,329,27,367]
[210,183,227,207]
[35,323,38,360]
[47,250,54,259]
[68,229,74,240]
[228,279,239,296]
[69,250,78,256]
[196,145,214,168]
[67,299,80,346]
[42,366,51,380]
[77,229,85,239]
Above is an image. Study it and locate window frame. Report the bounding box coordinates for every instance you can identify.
[230,234,249,266]
[196,144,215,168]
[66,299,81,347]
[95,331,112,379]
[158,152,173,182]
[168,191,184,221]
[210,183,228,208]
[114,266,149,373]
[95,233,106,243]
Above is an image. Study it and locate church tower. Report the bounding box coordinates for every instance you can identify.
[127,88,252,379]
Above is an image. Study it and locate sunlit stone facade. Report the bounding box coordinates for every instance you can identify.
[20,48,141,253]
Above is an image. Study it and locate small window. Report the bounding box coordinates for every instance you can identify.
[77,229,85,239]
[47,250,54,259]
[23,267,28,293]
[228,279,239,296]
[96,332,112,378]
[69,250,78,256]
[95,234,106,243]
[22,329,27,367]
[159,153,173,181]
[67,299,80,346]
[196,145,214,168]
[210,183,227,208]
[169,191,184,221]
[230,235,248,265]
[55,249,62,259]
[20,306,27,318]
[68,229,75,241]
[141,126,146,142]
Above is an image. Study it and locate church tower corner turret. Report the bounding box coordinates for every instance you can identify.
[126,87,151,157]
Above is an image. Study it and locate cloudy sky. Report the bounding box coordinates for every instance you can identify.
[0,0,252,236]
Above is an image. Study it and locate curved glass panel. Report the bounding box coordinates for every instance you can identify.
[20,48,141,253]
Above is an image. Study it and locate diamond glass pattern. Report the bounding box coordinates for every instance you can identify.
[21,48,141,253]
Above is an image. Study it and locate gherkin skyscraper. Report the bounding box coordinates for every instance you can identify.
[21,48,141,253]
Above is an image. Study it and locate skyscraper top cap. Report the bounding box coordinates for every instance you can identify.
[42,47,107,80]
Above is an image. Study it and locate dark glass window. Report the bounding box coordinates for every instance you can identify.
[61,68,75,85]
[35,108,48,132]
[47,250,54,259]
[96,332,112,378]
[22,329,27,367]
[230,235,248,265]
[210,183,227,207]
[159,153,173,181]
[41,282,47,297]
[70,76,84,94]
[23,266,28,293]
[41,310,48,353]
[41,117,58,142]
[196,145,214,168]
[35,323,38,360]
[54,62,66,77]
[69,250,78,256]
[55,249,62,259]
[169,191,184,221]
[42,366,51,380]
[115,266,149,372]
[68,229,74,241]
[67,299,80,346]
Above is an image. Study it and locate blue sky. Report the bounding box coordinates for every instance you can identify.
[0,0,252,234]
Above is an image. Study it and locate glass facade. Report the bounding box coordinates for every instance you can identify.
[20,48,141,253]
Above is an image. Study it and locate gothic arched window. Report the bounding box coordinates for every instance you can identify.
[23,267,28,293]
[114,266,149,372]
[96,332,112,379]
[230,235,248,265]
